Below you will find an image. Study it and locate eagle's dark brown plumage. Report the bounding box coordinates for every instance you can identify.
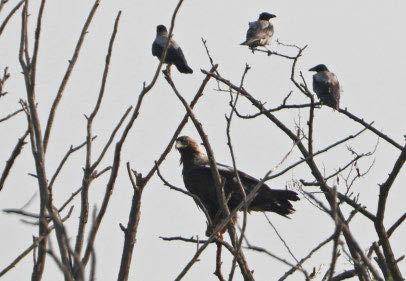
[175,136,299,224]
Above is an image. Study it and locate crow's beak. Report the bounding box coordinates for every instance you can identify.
[269,14,276,18]
[309,66,317,72]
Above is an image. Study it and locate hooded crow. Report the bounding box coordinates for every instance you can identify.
[175,136,299,228]
[309,64,341,110]
[241,12,276,48]
[152,25,193,74]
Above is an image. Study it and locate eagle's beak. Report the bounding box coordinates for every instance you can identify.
[175,141,181,149]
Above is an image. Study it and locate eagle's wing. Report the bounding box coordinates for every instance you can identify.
[185,162,298,217]
[199,163,299,215]
[206,162,269,192]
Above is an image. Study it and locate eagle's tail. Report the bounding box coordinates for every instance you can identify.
[252,189,299,217]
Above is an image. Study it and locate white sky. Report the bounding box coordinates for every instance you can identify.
[0,0,405,280]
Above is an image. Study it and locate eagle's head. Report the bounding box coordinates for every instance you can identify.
[175,136,200,152]
[175,136,207,165]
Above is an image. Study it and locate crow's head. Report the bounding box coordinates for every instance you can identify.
[156,25,168,35]
[309,64,329,72]
[259,12,276,21]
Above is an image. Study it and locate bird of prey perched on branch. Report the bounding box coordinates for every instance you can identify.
[152,25,193,74]
[309,64,341,110]
[240,12,276,48]
[175,136,299,232]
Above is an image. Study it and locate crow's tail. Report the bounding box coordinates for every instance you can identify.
[175,62,193,74]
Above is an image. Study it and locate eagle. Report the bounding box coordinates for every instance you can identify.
[309,64,341,110]
[240,12,276,48]
[175,136,299,231]
[152,25,193,74]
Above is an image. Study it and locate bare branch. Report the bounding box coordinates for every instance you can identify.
[81,0,186,269]
[374,145,406,280]
[204,70,385,281]
[116,64,218,281]
[73,11,122,273]
[43,0,101,151]
[142,64,218,183]
[90,106,132,171]
[387,212,406,238]
[116,163,143,281]
[338,108,403,151]
[0,129,29,191]
[0,0,23,37]
[156,164,212,227]
[164,71,254,281]
[0,206,73,278]
[0,108,24,123]
[245,244,310,280]
[278,233,335,281]
[48,138,93,191]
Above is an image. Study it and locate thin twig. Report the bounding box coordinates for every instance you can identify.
[0,129,29,191]
[81,0,185,270]
[0,108,24,123]
[338,108,403,151]
[0,0,24,37]
[43,0,101,151]
[0,207,73,278]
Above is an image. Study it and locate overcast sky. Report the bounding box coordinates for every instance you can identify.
[0,0,405,280]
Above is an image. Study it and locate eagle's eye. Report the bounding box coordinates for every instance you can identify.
[175,139,188,149]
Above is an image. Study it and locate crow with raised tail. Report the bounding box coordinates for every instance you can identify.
[152,25,193,74]
[309,64,341,110]
[175,136,299,230]
[240,12,276,48]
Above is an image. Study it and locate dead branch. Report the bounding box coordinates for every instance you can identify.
[374,145,406,280]
[43,0,101,151]
[73,12,122,272]
[0,108,24,123]
[156,164,213,227]
[278,233,335,281]
[164,70,254,281]
[204,70,384,281]
[0,129,29,191]
[338,108,403,151]
[226,64,251,281]
[116,64,218,281]
[0,0,23,37]
[0,206,73,278]
[80,0,186,271]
